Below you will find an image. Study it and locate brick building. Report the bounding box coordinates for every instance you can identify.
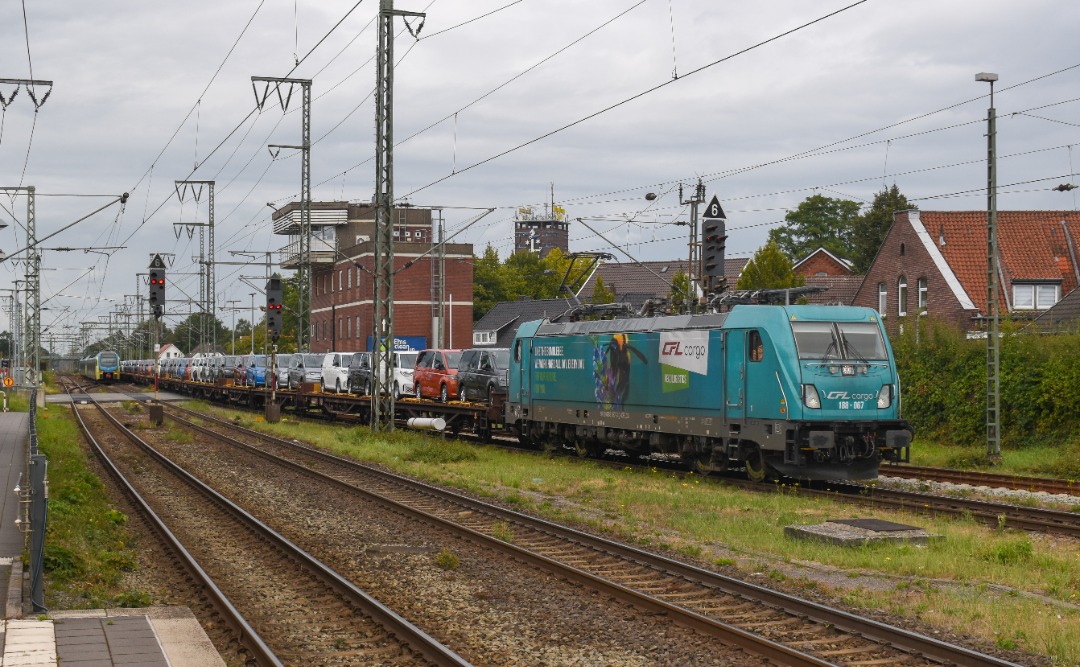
[793,248,861,306]
[852,209,1080,334]
[513,204,569,256]
[793,247,854,277]
[273,201,473,353]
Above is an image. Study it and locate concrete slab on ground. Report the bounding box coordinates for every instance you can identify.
[784,519,941,546]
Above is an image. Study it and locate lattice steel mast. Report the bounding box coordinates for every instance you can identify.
[252,76,312,352]
[372,0,425,430]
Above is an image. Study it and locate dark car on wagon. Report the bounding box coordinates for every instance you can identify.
[347,351,373,395]
[456,347,510,403]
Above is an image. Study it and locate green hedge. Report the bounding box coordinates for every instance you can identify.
[893,320,1080,456]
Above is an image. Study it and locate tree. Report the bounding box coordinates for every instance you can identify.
[850,185,914,273]
[667,270,691,312]
[590,275,615,304]
[473,244,506,321]
[768,194,860,262]
[737,241,806,290]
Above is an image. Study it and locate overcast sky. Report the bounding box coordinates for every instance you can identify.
[2,0,1079,349]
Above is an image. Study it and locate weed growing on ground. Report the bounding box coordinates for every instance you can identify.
[435,548,460,571]
[490,521,514,543]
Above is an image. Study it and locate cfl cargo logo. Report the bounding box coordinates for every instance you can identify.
[825,391,876,400]
[661,341,707,359]
[659,331,709,376]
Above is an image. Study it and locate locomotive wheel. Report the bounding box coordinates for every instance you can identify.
[744,447,768,483]
[691,450,713,476]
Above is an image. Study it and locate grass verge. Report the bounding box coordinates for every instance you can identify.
[36,402,153,609]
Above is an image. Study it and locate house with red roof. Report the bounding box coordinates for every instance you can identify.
[793,247,854,277]
[852,210,1080,333]
[793,247,862,306]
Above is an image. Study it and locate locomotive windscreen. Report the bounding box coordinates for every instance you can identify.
[791,322,886,361]
[836,322,887,360]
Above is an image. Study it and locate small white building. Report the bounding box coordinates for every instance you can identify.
[157,343,183,360]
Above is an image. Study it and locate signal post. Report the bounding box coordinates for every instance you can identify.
[265,274,283,423]
[147,255,166,426]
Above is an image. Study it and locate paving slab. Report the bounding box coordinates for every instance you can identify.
[785,519,942,546]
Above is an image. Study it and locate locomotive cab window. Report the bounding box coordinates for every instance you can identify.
[748,330,764,362]
[791,321,887,361]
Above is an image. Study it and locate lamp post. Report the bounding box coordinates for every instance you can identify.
[225,300,240,353]
[250,293,256,354]
[977,71,1001,463]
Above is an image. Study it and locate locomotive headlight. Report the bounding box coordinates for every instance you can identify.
[802,384,821,409]
[877,384,892,409]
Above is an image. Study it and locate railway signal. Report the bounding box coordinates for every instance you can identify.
[148,254,166,319]
[701,196,727,292]
[266,274,283,341]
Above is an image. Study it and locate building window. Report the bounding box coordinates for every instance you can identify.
[877,283,887,316]
[918,278,928,310]
[338,270,343,291]
[897,276,908,316]
[1013,283,1060,310]
[348,269,352,289]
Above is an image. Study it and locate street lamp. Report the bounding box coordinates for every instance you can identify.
[250,293,256,354]
[225,300,240,353]
[976,71,1001,463]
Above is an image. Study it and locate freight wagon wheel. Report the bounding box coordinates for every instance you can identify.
[743,446,768,483]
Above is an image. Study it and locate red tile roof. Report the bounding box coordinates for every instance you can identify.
[919,211,1080,313]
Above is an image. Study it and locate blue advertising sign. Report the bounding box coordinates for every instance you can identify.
[367,335,426,352]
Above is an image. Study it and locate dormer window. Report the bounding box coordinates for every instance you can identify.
[1013,283,1060,310]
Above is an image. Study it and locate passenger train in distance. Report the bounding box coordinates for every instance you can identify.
[80,350,120,383]
[506,304,913,481]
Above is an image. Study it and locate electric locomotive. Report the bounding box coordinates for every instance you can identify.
[80,350,120,383]
[506,304,911,481]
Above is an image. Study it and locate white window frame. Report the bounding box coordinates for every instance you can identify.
[917,277,928,310]
[877,282,887,316]
[897,276,908,317]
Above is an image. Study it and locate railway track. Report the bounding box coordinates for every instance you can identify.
[94,380,1080,540]
[158,399,1027,667]
[881,464,1080,497]
[67,383,471,667]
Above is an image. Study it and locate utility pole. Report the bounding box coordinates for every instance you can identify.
[1,187,40,392]
[372,0,425,431]
[976,72,1001,464]
[678,179,705,314]
[252,76,311,353]
[173,180,215,351]
[430,209,445,348]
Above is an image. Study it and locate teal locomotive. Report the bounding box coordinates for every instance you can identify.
[80,350,120,383]
[506,305,911,481]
